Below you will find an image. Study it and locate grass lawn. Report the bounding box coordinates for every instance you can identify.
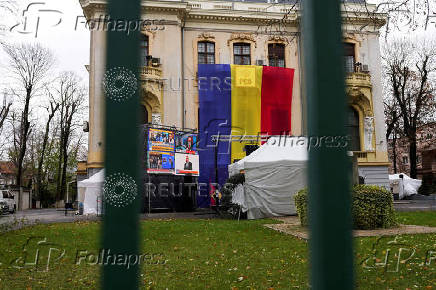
[396,211,436,227]
[0,212,435,289]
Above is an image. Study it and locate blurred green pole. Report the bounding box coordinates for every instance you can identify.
[103,0,141,289]
[302,1,353,289]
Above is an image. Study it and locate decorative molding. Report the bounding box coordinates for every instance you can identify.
[198,32,215,41]
[267,35,290,45]
[152,113,162,125]
[227,33,257,47]
[347,88,373,117]
[187,14,297,26]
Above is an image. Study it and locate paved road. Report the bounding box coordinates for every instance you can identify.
[394,200,436,211]
[0,208,99,226]
[0,208,218,227]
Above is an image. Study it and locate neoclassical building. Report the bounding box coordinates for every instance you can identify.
[80,0,390,186]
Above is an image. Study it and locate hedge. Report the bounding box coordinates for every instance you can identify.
[294,185,397,230]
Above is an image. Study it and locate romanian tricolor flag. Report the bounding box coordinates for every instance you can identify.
[197,64,294,207]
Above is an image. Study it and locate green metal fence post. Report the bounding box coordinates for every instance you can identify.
[103,0,142,289]
[302,1,354,289]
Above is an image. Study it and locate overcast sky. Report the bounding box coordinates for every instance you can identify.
[0,0,90,91]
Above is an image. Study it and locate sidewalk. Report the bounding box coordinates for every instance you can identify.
[0,208,218,228]
[394,199,436,211]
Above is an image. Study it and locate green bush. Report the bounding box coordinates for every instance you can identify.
[294,188,309,227]
[352,185,397,229]
[294,185,397,230]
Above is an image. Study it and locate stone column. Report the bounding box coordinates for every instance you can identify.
[87,28,107,175]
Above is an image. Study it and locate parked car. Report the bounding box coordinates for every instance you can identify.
[0,190,16,214]
[0,201,9,215]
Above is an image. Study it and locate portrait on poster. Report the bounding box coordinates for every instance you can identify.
[174,153,199,176]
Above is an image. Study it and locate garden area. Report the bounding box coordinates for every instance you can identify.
[0,210,435,289]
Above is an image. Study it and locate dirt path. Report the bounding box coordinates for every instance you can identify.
[265,216,436,240]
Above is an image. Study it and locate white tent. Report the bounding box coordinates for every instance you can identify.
[389,173,422,199]
[229,137,308,219]
[78,169,104,215]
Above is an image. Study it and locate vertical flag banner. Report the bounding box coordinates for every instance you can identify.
[198,64,231,207]
[197,64,294,207]
[231,65,263,162]
[261,66,294,135]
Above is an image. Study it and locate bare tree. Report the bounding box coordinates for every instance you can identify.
[53,72,85,201]
[2,42,54,208]
[35,88,59,203]
[383,38,436,178]
[0,91,11,131]
[384,95,403,173]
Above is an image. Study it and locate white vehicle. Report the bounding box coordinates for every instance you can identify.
[0,190,16,214]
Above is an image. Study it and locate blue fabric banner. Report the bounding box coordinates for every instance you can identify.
[197,64,231,208]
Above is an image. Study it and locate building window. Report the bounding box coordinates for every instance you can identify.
[233,43,251,65]
[402,155,409,164]
[268,43,285,67]
[140,34,149,66]
[346,106,360,151]
[198,41,215,64]
[344,43,355,73]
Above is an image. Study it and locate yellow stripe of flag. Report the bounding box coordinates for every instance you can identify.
[231,65,263,162]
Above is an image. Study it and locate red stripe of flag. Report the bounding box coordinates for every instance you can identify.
[261,66,295,136]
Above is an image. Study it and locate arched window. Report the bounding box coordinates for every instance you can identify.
[198,41,215,64]
[139,105,148,124]
[140,34,149,66]
[347,106,360,151]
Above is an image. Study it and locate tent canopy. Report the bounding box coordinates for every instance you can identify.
[78,169,104,215]
[78,169,104,188]
[228,136,307,175]
[229,137,308,219]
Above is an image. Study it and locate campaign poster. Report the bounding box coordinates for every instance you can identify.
[148,128,175,152]
[147,151,175,174]
[174,153,199,176]
[175,132,198,154]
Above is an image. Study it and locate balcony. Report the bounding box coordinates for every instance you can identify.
[345,72,371,88]
[354,151,376,164]
[139,66,162,81]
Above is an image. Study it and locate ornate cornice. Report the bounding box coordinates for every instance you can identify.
[343,15,387,30]
[79,0,386,32]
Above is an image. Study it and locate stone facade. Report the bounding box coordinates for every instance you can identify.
[79,0,390,185]
[0,161,15,186]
